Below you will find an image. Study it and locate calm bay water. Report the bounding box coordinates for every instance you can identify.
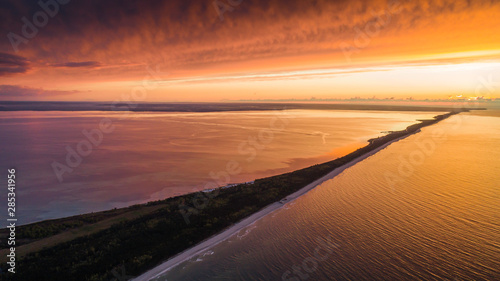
[159,112,500,281]
[0,110,440,224]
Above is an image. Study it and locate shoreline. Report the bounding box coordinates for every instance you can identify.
[0,101,484,113]
[133,131,416,281]
[1,111,465,280]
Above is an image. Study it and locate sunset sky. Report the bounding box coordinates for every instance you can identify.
[1,0,499,101]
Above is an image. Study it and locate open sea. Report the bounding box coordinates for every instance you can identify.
[0,109,441,224]
[156,110,500,281]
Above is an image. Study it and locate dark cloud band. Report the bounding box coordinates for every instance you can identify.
[0,52,30,76]
[52,61,101,68]
[0,85,79,98]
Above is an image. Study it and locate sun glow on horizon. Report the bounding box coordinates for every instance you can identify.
[121,60,499,102]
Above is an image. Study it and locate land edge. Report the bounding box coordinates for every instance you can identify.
[0,101,487,113]
[132,129,419,281]
[133,110,470,280]
[0,110,469,279]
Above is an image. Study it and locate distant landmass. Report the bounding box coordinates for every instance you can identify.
[0,101,487,112]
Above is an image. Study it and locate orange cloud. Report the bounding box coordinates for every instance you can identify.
[0,0,499,101]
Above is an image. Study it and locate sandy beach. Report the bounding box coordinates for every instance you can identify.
[133,132,414,281]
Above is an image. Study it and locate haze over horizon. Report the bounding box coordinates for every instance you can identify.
[1,0,500,102]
